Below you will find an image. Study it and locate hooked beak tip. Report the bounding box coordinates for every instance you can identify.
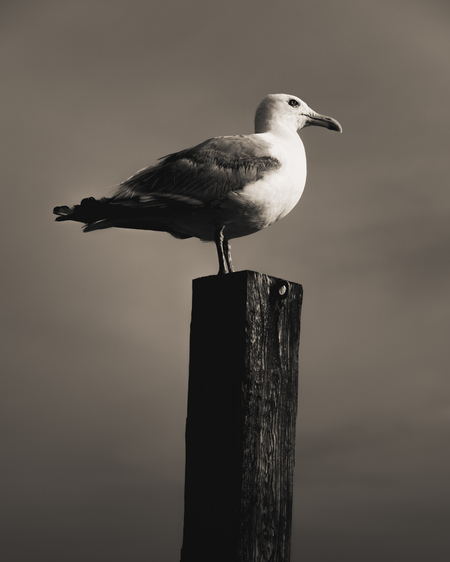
[306,112,343,133]
[331,119,343,133]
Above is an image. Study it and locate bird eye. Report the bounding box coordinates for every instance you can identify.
[288,99,300,108]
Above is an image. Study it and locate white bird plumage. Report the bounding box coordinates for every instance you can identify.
[54,93,342,273]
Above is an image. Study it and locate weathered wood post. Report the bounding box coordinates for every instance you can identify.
[180,270,302,562]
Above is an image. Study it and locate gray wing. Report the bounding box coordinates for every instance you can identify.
[114,135,281,203]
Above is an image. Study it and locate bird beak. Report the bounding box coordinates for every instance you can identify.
[304,110,343,132]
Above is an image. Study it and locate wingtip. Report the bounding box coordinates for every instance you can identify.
[53,205,73,217]
[54,205,75,221]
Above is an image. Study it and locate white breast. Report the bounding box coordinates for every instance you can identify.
[219,132,307,239]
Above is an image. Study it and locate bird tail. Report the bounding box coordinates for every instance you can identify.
[54,197,107,223]
[54,197,125,231]
[53,196,193,237]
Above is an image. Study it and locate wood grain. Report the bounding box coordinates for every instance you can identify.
[180,271,302,562]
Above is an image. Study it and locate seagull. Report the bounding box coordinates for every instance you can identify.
[54,93,342,274]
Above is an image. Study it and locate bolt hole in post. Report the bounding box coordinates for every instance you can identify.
[270,280,289,304]
[278,282,288,297]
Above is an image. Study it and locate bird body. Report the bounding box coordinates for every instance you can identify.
[212,132,307,240]
[54,94,342,273]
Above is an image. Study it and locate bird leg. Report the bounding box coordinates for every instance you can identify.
[223,238,235,273]
[214,226,230,275]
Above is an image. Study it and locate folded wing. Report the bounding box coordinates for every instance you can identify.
[115,135,281,202]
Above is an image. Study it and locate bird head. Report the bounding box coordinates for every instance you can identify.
[254,93,342,136]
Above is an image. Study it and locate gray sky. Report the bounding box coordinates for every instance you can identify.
[2,0,450,560]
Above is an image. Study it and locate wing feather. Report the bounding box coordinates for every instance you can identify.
[114,135,281,202]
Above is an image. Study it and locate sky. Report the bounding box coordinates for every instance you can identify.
[1,0,450,560]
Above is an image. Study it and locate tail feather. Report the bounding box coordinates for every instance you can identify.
[82,217,176,233]
[53,196,195,238]
[53,197,115,224]
[53,205,73,219]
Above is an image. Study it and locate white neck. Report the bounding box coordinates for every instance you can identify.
[255,118,300,139]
